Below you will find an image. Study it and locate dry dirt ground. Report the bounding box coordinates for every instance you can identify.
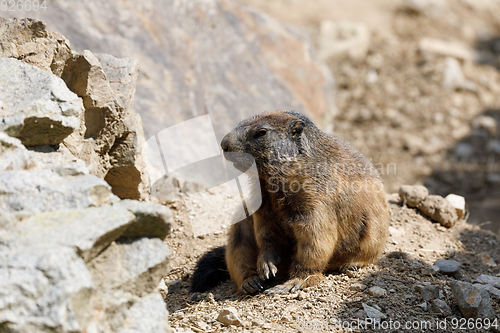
[163,190,500,333]
[160,0,500,332]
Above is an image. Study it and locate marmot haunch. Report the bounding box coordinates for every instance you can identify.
[191,110,390,295]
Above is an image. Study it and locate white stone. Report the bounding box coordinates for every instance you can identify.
[445,194,466,219]
[217,306,241,326]
[0,58,83,146]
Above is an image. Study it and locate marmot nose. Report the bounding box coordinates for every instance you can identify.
[221,135,230,152]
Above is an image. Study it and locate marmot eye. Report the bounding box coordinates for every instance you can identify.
[254,129,267,138]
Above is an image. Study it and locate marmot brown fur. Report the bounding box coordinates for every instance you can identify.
[191,110,390,294]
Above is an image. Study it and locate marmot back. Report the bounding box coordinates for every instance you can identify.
[192,110,390,295]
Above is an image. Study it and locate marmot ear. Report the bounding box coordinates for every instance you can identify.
[291,119,305,137]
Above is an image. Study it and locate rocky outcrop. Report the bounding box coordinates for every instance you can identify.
[1,18,150,200]
[61,50,150,200]
[1,0,335,139]
[0,57,83,146]
[0,135,172,333]
[0,19,172,332]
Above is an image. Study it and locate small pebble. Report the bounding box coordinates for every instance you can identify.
[169,279,183,293]
[350,282,366,291]
[189,292,203,302]
[368,286,387,298]
[217,306,242,326]
[433,259,461,277]
[478,252,497,267]
[429,299,452,317]
[353,310,367,320]
[205,292,215,302]
[399,185,428,207]
[475,274,500,288]
[362,303,387,320]
[474,283,500,298]
[418,301,428,311]
[420,285,440,301]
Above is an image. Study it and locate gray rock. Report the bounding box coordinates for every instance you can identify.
[167,280,183,294]
[433,259,461,277]
[475,274,500,288]
[362,303,387,320]
[115,200,173,239]
[6,206,135,262]
[368,286,387,298]
[0,132,31,171]
[474,283,500,298]
[0,204,172,332]
[87,237,170,296]
[116,293,170,333]
[417,301,428,311]
[451,281,494,319]
[0,245,93,332]
[0,131,91,177]
[0,170,118,215]
[158,279,169,300]
[418,195,458,228]
[420,285,440,301]
[0,58,83,146]
[429,299,452,317]
[399,185,429,207]
[217,307,242,326]
[478,252,497,267]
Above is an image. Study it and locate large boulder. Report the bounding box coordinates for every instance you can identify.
[1,0,335,139]
[0,58,83,146]
[0,198,173,332]
[0,204,172,333]
[0,132,172,332]
[0,245,94,333]
[0,19,151,200]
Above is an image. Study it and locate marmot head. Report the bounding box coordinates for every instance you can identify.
[220,110,317,176]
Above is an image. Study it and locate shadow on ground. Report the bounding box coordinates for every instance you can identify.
[425,108,500,234]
